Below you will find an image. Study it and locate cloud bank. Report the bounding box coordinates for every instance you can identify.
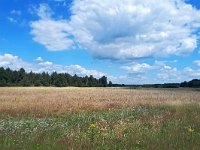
[0,53,105,78]
[1,53,199,84]
[31,0,200,61]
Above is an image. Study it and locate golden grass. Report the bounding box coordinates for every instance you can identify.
[0,87,199,115]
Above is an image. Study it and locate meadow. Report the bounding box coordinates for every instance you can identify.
[0,87,200,149]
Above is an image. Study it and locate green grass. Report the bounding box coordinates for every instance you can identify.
[1,105,200,150]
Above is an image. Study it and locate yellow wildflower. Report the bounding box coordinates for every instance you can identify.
[188,127,194,132]
[90,123,97,128]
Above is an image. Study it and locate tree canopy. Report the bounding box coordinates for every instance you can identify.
[0,67,199,88]
[0,67,111,87]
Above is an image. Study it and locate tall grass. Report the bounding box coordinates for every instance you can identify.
[0,87,200,149]
[0,87,199,116]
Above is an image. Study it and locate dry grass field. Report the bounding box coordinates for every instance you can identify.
[0,87,200,116]
[0,87,200,149]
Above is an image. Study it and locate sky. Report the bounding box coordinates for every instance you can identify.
[0,0,200,84]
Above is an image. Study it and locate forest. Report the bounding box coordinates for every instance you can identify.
[0,67,111,87]
[0,67,200,88]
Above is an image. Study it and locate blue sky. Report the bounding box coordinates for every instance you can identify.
[0,0,200,84]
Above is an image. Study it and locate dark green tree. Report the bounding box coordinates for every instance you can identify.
[99,76,107,87]
[0,67,110,87]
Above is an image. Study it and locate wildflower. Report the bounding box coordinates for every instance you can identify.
[136,140,140,145]
[90,123,97,128]
[188,127,194,132]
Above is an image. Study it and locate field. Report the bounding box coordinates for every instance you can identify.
[0,87,200,149]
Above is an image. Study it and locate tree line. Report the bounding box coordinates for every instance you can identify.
[0,67,199,88]
[180,79,200,88]
[113,81,200,89]
[125,80,200,88]
[0,67,112,87]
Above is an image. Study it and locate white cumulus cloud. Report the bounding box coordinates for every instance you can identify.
[30,0,200,61]
[121,63,153,74]
[30,4,74,51]
[35,56,43,62]
[183,67,200,78]
[194,60,200,66]
[0,53,32,70]
[0,53,105,78]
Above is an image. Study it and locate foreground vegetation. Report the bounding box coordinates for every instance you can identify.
[1,105,200,149]
[0,88,200,149]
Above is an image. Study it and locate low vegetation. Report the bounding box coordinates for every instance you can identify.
[0,87,200,149]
